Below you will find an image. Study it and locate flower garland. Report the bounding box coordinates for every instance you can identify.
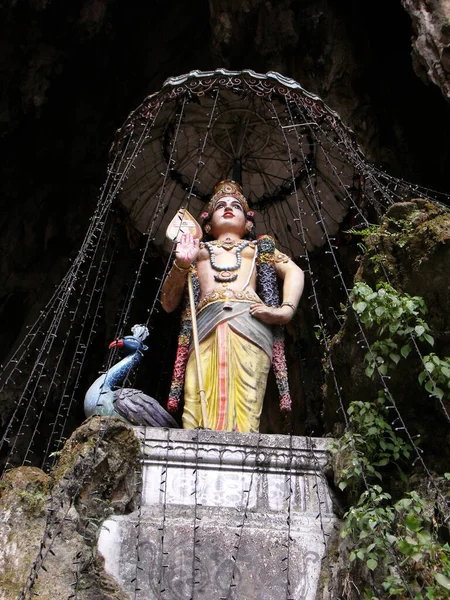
[256,235,292,413]
[166,272,200,413]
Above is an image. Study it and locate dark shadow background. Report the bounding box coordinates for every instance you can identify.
[1,0,449,461]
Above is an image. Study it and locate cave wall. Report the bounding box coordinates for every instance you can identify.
[1,0,450,452]
[401,0,450,101]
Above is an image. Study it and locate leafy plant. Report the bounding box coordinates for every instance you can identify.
[351,282,433,377]
[330,390,411,494]
[342,485,395,571]
[331,281,450,598]
[345,224,381,237]
[342,487,450,599]
[351,282,450,402]
[419,353,450,402]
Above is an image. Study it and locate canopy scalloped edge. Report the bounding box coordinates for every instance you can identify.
[110,68,364,161]
[162,69,342,121]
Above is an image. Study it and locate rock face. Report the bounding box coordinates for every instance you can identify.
[0,417,139,599]
[356,199,450,334]
[324,201,450,468]
[402,0,450,101]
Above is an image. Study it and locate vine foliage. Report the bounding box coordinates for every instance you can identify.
[331,282,450,599]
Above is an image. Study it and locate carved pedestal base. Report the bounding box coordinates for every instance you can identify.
[98,429,337,600]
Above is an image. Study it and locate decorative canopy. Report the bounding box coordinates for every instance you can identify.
[110,69,384,256]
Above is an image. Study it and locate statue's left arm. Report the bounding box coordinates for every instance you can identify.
[250,256,304,325]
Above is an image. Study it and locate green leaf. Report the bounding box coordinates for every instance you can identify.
[405,515,421,531]
[415,325,425,336]
[396,496,413,509]
[423,333,434,346]
[435,572,450,591]
[398,539,413,554]
[411,551,424,562]
[435,387,444,400]
[338,481,348,491]
[354,301,367,313]
[417,531,431,545]
[405,535,418,545]
[379,364,388,376]
[366,558,378,571]
[365,366,375,378]
[400,343,412,358]
[375,306,385,316]
[418,371,428,385]
[441,366,450,378]
[386,534,397,545]
[425,361,435,373]
[389,353,401,364]
[425,380,434,394]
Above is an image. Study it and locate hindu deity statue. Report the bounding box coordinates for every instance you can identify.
[161,180,304,433]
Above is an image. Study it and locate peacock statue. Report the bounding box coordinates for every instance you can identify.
[84,324,178,428]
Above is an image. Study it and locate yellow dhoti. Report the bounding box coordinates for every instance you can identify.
[182,300,273,433]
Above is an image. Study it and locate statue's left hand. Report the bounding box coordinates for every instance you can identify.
[250,304,293,325]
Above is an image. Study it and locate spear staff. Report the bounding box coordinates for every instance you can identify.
[166,208,209,429]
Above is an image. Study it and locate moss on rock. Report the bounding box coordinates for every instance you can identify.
[356,199,450,334]
[0,417,139,599]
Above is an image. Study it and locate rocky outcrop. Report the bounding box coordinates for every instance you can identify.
[317,200,450,597]
[356,198,450,334]
[324,201,450,468]
[0,417,139,599]
[402,0,450,101]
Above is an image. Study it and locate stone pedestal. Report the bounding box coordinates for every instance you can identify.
[98,429,337,600]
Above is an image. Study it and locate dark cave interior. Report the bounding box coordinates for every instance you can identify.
[1,0,449,468]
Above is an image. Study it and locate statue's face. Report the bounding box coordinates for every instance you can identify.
[210,195,247,237]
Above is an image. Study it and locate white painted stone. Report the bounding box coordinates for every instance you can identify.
[98,429,337,600]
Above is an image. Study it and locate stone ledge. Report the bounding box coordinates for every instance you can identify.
[136,427,330,471]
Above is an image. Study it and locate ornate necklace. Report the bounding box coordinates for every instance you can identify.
[201,238,253,251]
[204,240,251,282]
[211,239,243,251]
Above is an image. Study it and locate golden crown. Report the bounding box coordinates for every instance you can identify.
[207,180,249,213]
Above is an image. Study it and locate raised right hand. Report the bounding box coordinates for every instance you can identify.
[175,233,200,267]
